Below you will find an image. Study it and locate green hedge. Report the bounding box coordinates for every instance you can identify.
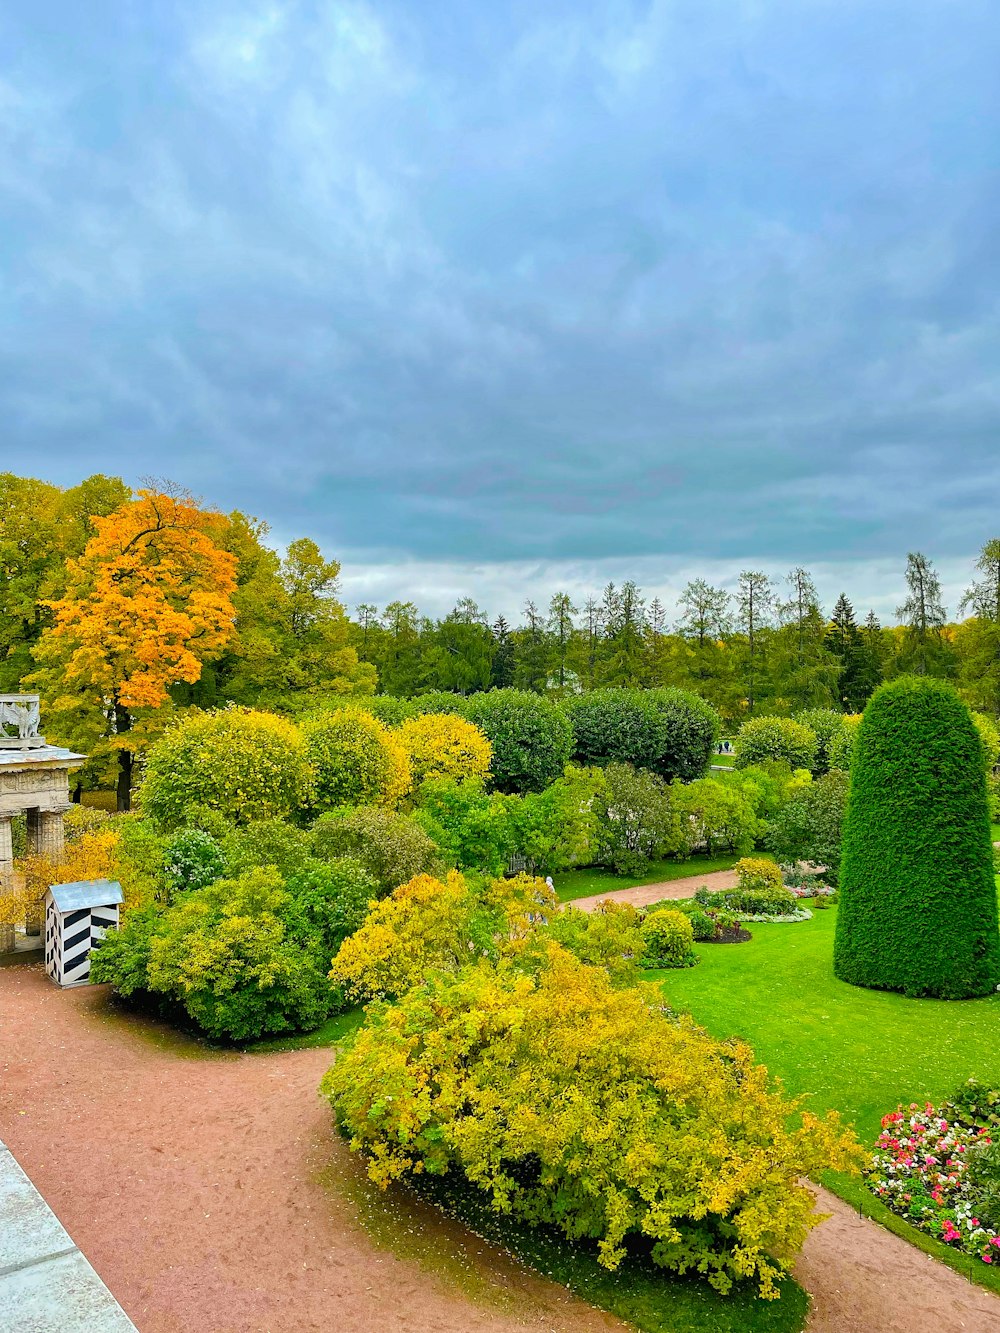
[834,677,1000,999]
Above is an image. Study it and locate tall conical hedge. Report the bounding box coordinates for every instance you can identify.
[834,676,1000,999]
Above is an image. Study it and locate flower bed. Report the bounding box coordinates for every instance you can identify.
[868,1090,1000,1264]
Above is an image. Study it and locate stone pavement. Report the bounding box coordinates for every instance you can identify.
[0,1138,137,1332]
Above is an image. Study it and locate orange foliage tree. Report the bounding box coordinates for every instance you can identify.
[32,489,238,810]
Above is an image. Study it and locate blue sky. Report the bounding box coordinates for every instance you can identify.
[2,1,999,619]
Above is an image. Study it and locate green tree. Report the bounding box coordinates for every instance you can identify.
[599,582,646,686]
[379,601,423,697]
[896,552,952,678]
[514,600,550,693]
[489,616,516,688]
[423,602,494,694]
[465,689,573,793]
[958,539,1000,714]
[834,677,1000,998]
[824,594,872,711]
[547,592,578,692]
[734,571,774,714]
[770,569,839,711]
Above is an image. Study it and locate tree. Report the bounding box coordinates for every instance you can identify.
[379,601,423,697]
[766,770,849,884]
[896,552,950,677]
[423,603,494,694]
[547,592,578,692]
[564,687,718,782]
[600,582,646,686]
[958,539,1000,714]
[311,806,441,896]
[676,579,731,648]
[734,571,774,714]
[489,616,516,689]
[735,716,818,772]
[353,603,381,664]
[32,489,238,809]
[514,600,550,693]
[824,594,870,711]
[594,762,686,873]
[770,569,839,711]
[834,677,1000,998]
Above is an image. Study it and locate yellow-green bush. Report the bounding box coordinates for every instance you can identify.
[323,946,862,1298]
[304,708,411,810]
[735,857,784,894]
[396,713,492,786]
[641,907,695,967]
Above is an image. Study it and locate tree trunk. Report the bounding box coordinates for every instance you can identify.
[113,699,134,812]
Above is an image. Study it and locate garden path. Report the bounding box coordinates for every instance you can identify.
[4,961,1000,1333]
[568,867,739,912]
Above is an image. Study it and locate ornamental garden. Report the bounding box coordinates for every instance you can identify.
[4,483,1000,1331]
[4,674,1000,1330]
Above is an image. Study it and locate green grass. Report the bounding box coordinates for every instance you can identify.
[244,1007,364,1053]
[712,754,736,768]
[555,853,740,903]
[409,1171,808,1333]
[655,907,1000,1295]
[991,823,1000,842]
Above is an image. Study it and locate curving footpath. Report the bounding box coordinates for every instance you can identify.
[2,963,1000,1333]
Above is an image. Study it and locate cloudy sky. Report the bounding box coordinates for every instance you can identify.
[2,1,999,620]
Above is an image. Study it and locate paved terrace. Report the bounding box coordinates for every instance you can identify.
[1,1137,137,1332]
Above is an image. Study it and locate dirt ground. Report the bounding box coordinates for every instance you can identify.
[569,867,739,913]
[3,962,1000,1333]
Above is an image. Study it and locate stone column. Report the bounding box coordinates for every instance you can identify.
[26,807,41,856]
[39,809,67,864]
[0,816,13,953]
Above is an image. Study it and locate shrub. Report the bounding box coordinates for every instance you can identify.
[221,818,314,878]
[89,904,159,996]
[140,708,313,829]
[644,688,722,780]
[794,709,847,775]
[735,857,784,894]
[735,717,818,773]
[670,777,759,855]
[407,691,470,717]
[162,828,226,898]
[286,857,378,957]
[323,948,861,1297]
[329,870,559,1003]
[412,779,514,876]
[715,879,796,916]
[765,770,849,884]
[543,900,644,985]
[641,908,695,967]
[834,677,1000,998]
[304,709,411,811]
[63,804,112,841]
[464,689,573,793]
[397,713,492,786]
[507,765,606,874]
[594,763,686,875]
[565,688,718,780]
[144,868,334,1040]
[973,712,1000,772]
[827,715,861,772]
[311,806,441,896]
[722,762,810,820]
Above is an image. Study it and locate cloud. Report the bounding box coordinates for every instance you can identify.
[0,0,998,614]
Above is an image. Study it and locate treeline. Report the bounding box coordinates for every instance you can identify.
[347,551,1000,722]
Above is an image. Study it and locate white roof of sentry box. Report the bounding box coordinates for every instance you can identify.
[47,880,124,912]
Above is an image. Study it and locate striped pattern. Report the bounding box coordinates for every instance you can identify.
[44,897,119,988]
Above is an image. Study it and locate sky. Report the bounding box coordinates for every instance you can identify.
[2,0,999,622]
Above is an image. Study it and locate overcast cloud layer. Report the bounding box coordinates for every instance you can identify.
[2,1,999,619]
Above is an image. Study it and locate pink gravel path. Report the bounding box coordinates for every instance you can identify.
[568,868,738,913]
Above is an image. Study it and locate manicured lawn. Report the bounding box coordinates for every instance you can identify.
[655,907,1000,1292]
[245,1007,364,1053]
[554,853,740,903]
[712,754,736,768]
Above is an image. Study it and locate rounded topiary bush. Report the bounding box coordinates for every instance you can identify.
[397,713,492,786]
[304,709,411,811]
[464,689,573,794]
[140,708,313,829]
[641,908,695,967]
[833,677,1000,999]
[734,716,818,772]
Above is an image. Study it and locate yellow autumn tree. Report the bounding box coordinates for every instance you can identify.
[31,489,238,810]
[396,713,492,786]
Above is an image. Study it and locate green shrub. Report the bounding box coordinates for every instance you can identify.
[594,762,686,875]
[765,770,849,885]
[641,908,695,967]
[221,818,314,878]
[507,765,605,874]
[794,709,847,775]
[412,779,514,876]
[670,777,759,854]
[89,904,159,996]
[286,857,377,957]
[834,677,1000,999]
[543,900,644,985]
[735,856,784,894]
[827,716,861,772]
[964,1140,1000,1232]
[162,828,227,898]
[64,804,112,841]
[563,688,719,783]
[140,708,313,829]
[715,880,796,916]
[973,712,1000,772]
[735,717,818,773]
[145,868,334,1040]
[464,689,573,793]
[311,806,441,896]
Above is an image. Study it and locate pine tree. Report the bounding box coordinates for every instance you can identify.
[547,592,578,692]
[824,593,866,711]
[490,616,516,688]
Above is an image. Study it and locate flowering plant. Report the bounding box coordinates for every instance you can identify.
[868,1094,1000,1264]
